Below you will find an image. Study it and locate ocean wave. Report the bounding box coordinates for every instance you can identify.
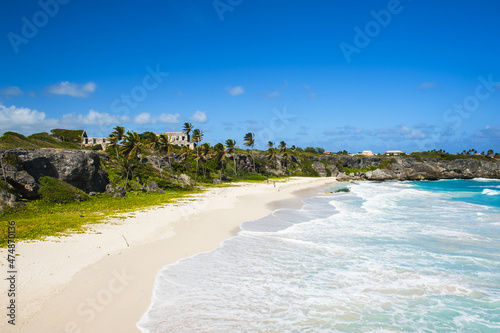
[473,178,500,182]
[482,189,500,196]
[138,180,500,333]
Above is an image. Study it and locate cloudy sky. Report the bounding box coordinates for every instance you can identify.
[1,0,499,153]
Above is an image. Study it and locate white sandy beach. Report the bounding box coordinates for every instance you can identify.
[0,177,335,333]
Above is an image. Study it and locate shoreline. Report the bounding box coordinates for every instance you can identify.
[1,177,335,333]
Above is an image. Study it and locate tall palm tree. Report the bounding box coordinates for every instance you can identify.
[180,145,191,157]
[268,141,274,149]
[282,151,289,173]
[108,152,135,190]
[225,139,237,176]
[120,131,143,160]
[158,134,174,155]
[214,143,227,180]
[191,129,203,185]
[200,142,212,180]
[109,126,126,156]
[279,141,287,153]
[267,146,277,168]
[182,122,194,141]
[243,132,256,172]
[158,133,174,170]
[146,133,161,151]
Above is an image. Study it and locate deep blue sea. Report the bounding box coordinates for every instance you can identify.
[138,179,500,332]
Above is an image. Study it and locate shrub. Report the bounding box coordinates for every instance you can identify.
[50,129,84,143]
[1,132,27,140]
[38,176,90,203]
[301,158,320,177]
[378,158,396,169]
[1,152,21,167]
[150,177,181,190]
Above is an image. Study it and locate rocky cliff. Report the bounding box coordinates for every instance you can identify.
[0,149,109,199]
[1,149,499,205]
[310,155,500,181]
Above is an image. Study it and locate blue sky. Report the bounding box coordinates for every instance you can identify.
[1,0,499,153]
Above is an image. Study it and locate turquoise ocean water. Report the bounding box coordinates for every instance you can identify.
[138,179,500,332]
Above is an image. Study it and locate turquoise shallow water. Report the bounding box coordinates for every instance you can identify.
[138,179,500,332]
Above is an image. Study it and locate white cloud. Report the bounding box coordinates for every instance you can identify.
[0,104,46,130]
[46,81,97,98]
[226,86,244,96]
[133,112,154,125]
[0,103,136,135]
[69,109,130,126]
[190,110,208,123]
[158,113,180,123]
[0,86,23,96]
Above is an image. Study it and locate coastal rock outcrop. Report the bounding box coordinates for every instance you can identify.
[320,156,500,181]
[0,149,109,199]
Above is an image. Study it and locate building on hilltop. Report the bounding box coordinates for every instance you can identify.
[162,132,195,149]
[81,131,110,148]
[384,150,405,156]
[362,150,374,156]
[81,130,195,150]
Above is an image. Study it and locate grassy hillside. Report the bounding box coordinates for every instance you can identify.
[0,131,82,149]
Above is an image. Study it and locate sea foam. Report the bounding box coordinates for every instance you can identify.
[138,180,500,332]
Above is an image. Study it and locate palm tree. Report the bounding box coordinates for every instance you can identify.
[158,134,174,155]
[146,133,162,151]
[267,146,277,168]
[214,143,227,180]
[120,131,143,161]
[279,141,287,153]
[268,141,274,149]
[179,145,192,168]
[200,143,212,180]
[282,151,289,173]
[278,141,288,170]
[158,134,174,170]
[107,152,135,190]
[243,132,256,172]
[191,129,203,185]
[180,145,191,158]
[182,122,194,141]
[225,139,237,176]
[109,126,126,156]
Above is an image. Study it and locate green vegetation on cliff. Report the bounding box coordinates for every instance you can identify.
[0,131,81,149]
